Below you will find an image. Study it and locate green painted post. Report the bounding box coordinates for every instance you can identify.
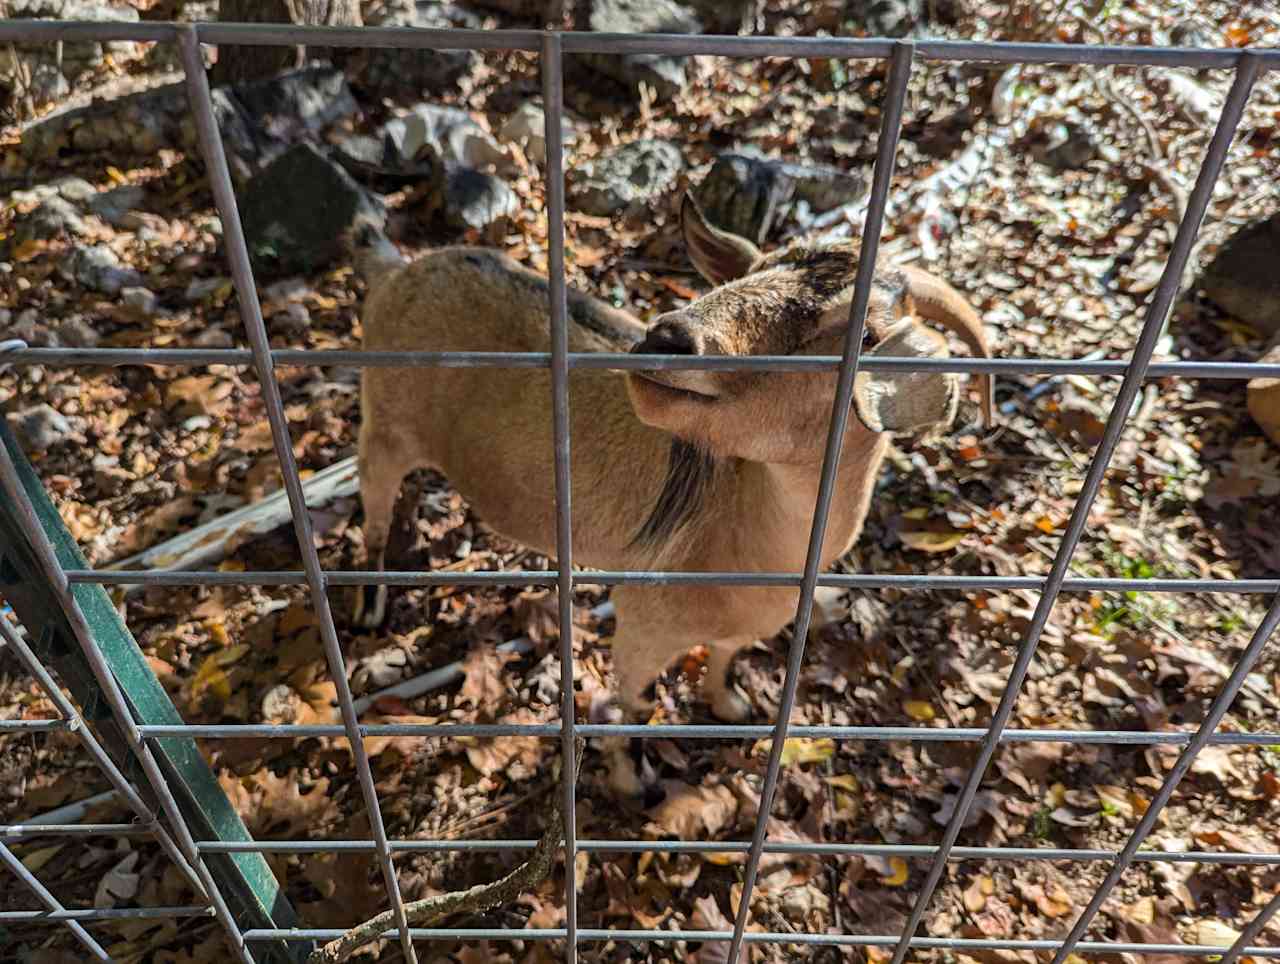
[0,424,311,962]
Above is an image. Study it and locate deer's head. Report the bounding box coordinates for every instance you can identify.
[627,194,991,464]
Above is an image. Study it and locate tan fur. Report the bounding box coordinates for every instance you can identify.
[356,201,992,792]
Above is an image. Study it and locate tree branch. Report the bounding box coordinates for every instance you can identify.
[306,739,583,964]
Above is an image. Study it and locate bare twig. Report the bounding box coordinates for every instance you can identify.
[306,739,584,964]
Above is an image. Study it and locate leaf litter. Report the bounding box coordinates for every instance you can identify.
[1,0,1280,961]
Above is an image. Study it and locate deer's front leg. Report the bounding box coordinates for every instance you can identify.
[704,636,754,722]
[602,589,697,800]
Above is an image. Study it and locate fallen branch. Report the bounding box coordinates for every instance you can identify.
[109,455,358,595]
[306,738,583,964]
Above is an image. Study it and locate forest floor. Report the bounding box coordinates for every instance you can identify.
[2,1,1280,962]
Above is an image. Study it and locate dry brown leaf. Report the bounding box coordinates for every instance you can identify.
[647,782,738,839]
[459,641,513,709]
[458,707,546,778]
[1190,746,1242,783]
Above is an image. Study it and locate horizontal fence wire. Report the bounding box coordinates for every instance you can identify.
[1,347,1279,378]
[2,18,1280,67]
[193,839,1280,865]
[233,928,1280,956]
[134,722,1280,743]
[60,570,1280,592]
[0,14,1277,963]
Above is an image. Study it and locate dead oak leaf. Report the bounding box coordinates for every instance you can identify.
[1189,746,1242,784]
[458,707,547,778]
[459,640,517,710]
[219,769,336,840]
[645,782,738,839]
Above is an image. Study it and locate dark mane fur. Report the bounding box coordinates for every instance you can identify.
[629,439,717,552]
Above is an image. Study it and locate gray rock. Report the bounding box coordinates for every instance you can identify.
[845,0,924,37]
[331,130,442,190]
[28,63,70,106]
[121,286,158,316]
[54,177,96,204]
[695,153,867,244]
[395,104,511,171]
[462,0,545,16]
[498,101,577,166]
[683,0,756,32]
[235,66,358,143]
[569,139,683,217]
[9,403,72,450]
[443,165,517,232]
[88,185,147,227]
[185,277,229,302]
[5,310,56,348]
[358,2,478,94]
[1200,213,1280,337]
[15,196,87,243]
[63,245,143,296]
[21,67,356,183]
[54,316,101,349]
[193,328,235,349]
[7,1,139,74]
[584,0,701,100]
[239,143,386,278]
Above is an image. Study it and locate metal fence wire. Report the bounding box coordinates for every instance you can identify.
[0,16,1278,964]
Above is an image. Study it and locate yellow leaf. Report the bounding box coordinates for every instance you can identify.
[881,856,909,886]
[1035,515,1059,534]
[106,165,127,184]
[701,850,740,866]
[900,529,966,553]
[903,700,936,721]
[190,655,231,704]
[215,643,250,666]
[826,774,860,791]
[21,844,63,873]
[752,737,835,766]
[207,621,230,646]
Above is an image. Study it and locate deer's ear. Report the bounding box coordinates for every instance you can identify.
[852,319,959,433]
[681,192,761,285]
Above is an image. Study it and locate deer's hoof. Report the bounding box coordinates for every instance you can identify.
[352,584,387,628]
[709,685,752,723]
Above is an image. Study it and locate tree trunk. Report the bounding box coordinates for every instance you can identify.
[211,0,361,88]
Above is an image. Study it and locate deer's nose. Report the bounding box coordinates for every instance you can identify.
[634,321,702,356]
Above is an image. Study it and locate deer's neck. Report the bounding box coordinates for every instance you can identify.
[697,430,889,574]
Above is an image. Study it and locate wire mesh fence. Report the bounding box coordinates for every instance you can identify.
[0,15,1277,964]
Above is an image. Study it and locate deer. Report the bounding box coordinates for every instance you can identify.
[352,193,992,794]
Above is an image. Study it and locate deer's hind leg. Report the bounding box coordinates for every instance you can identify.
[353,405,425,628]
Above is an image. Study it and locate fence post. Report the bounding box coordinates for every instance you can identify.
[0,423,310,963]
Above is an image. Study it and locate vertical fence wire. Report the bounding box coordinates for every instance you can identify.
[724,39,917,964]
[0,616,205,895]
[174,25,418,964]
[886,50,1263,964]
[1052,559,1279,958]
[0,832,111,959]
[1220,889,1280,964]
[0,442,254,964]
[539,29,580,959]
